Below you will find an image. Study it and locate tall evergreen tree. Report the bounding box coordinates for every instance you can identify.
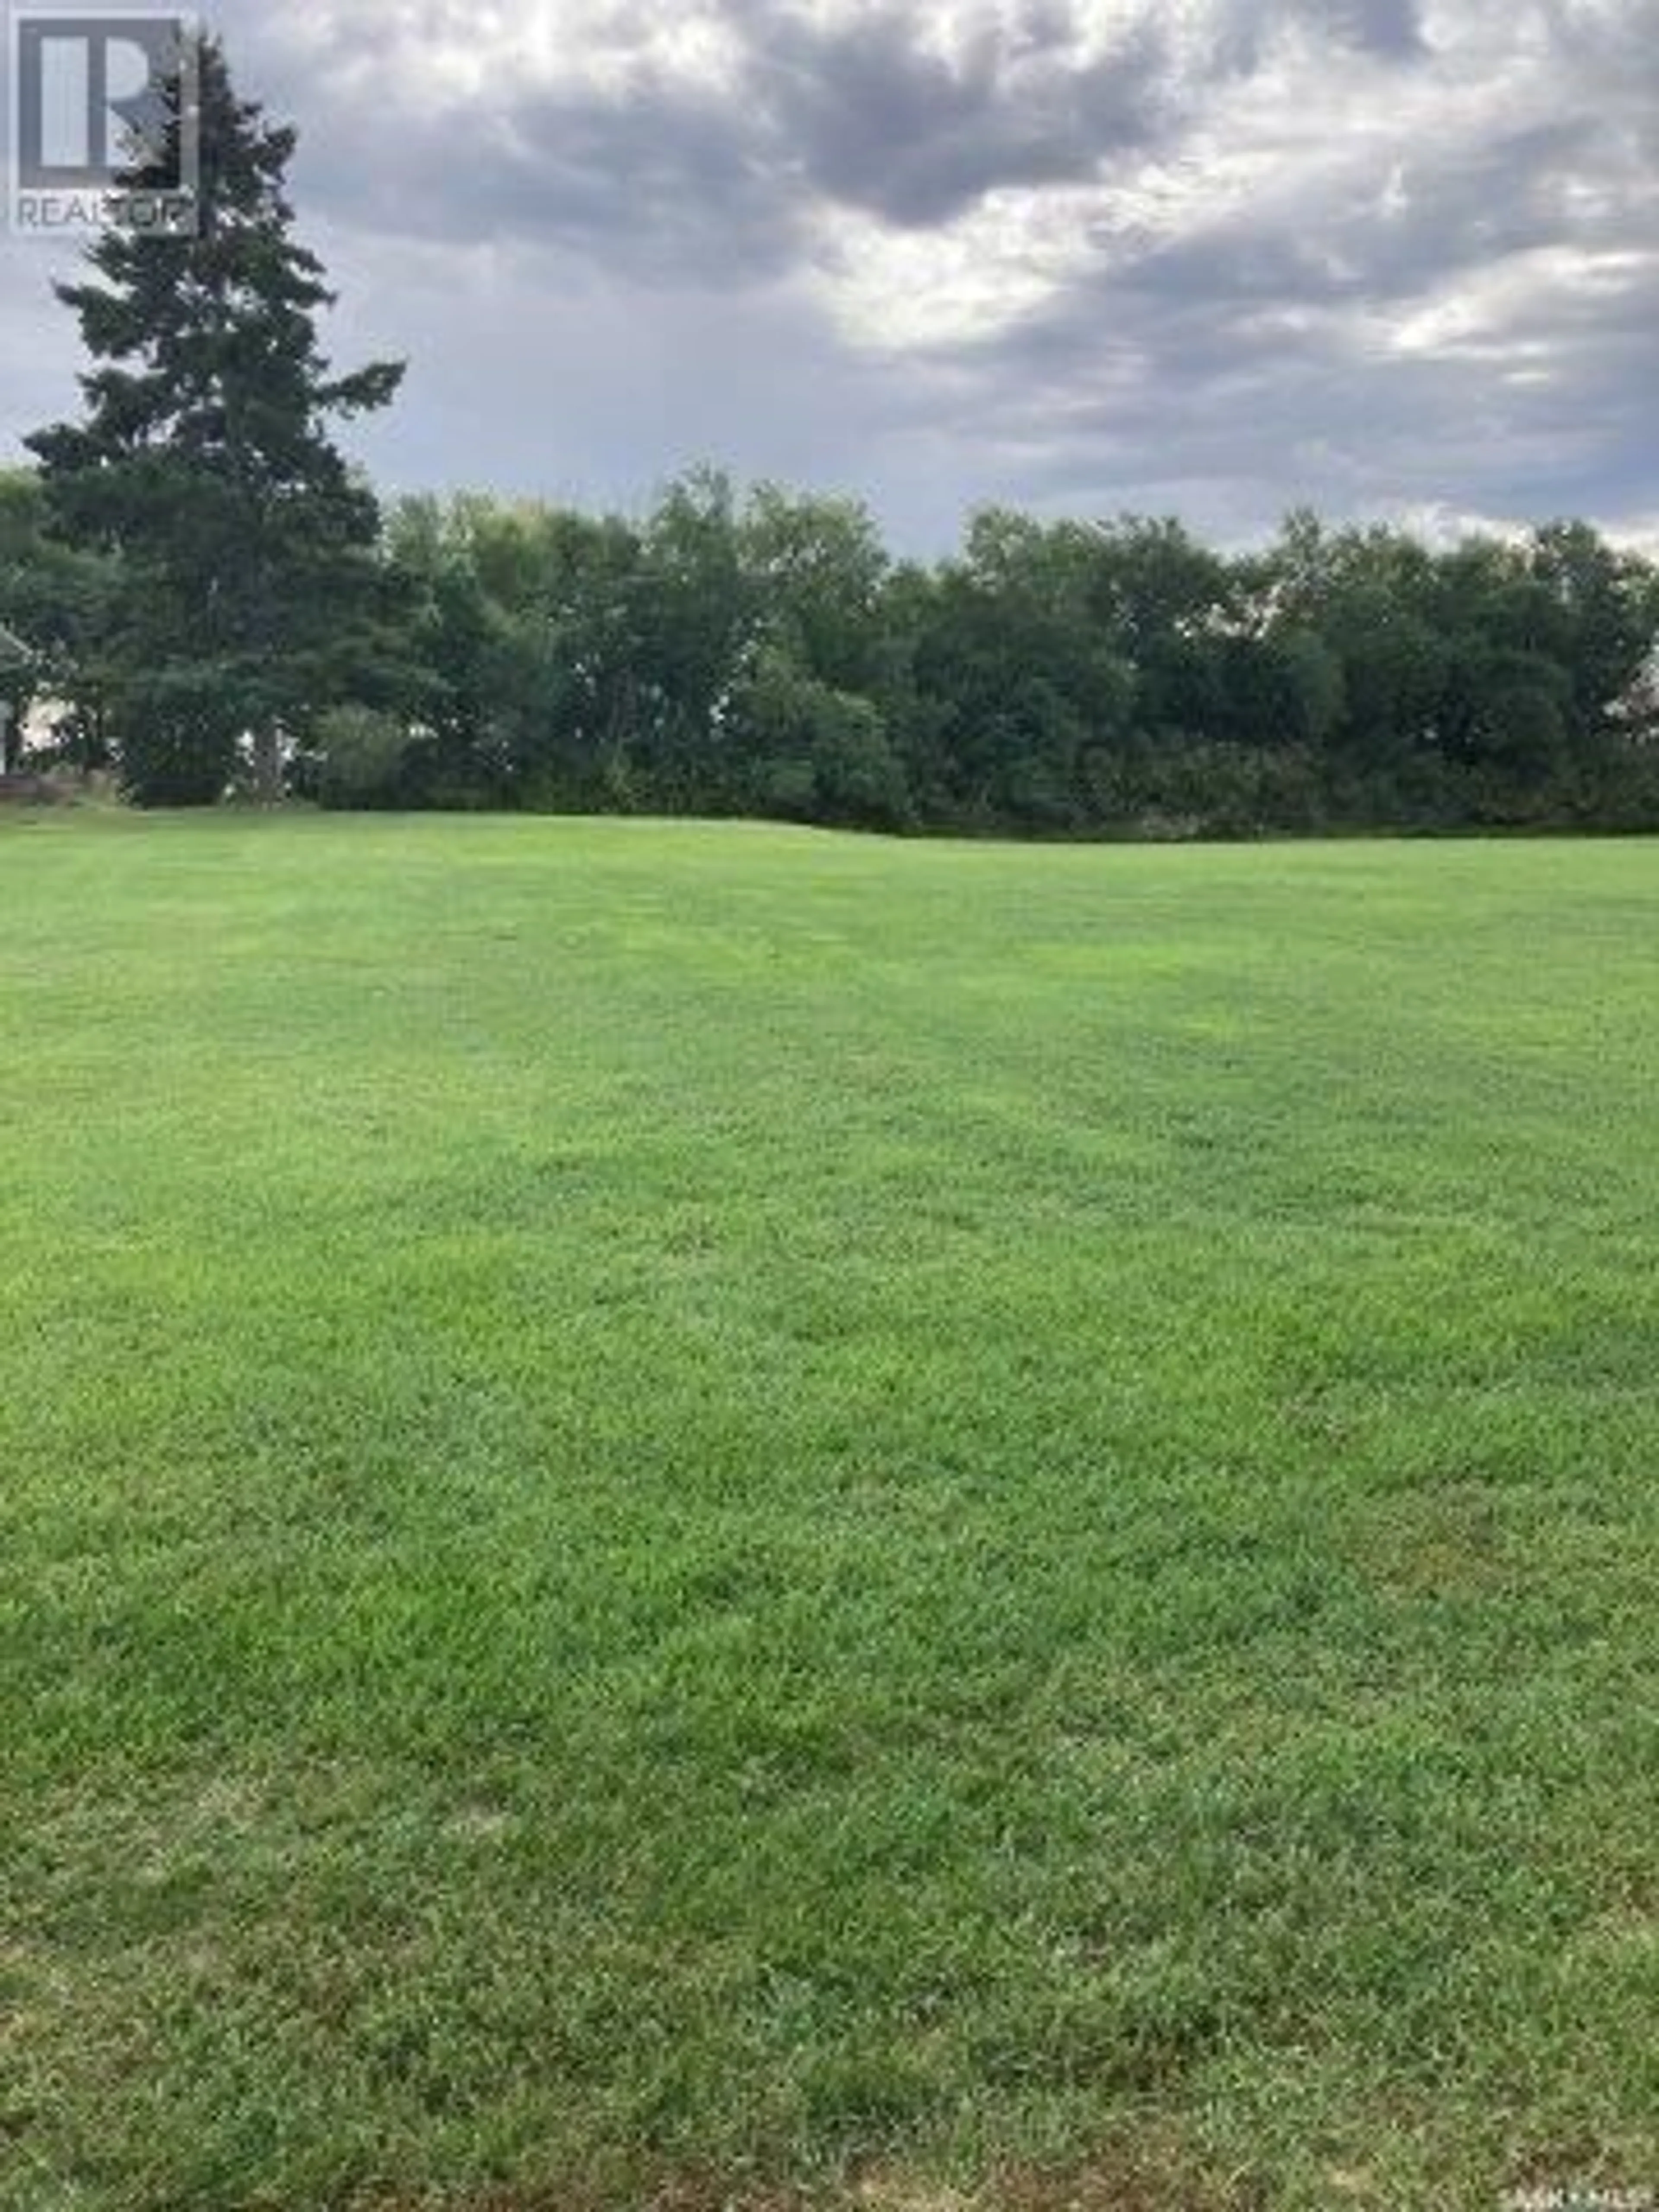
[27,38,405,804]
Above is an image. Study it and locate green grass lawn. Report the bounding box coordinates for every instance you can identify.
[2,814,1655,2212]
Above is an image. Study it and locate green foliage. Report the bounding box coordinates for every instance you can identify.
[349,489,1656,836]
[3,817,1656,2208]
[733,644,910,829]
[305,703,415,808]
[25,39,405,805]
[0,466,122,768]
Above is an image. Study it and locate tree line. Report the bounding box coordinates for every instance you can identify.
[3,37,1655,837]
[8,456,1658,836]
[332,485,1659,835]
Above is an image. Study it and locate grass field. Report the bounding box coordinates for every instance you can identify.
[1,814,1655,2212]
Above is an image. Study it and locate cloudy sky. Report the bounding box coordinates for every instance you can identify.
[3,0,1655,550]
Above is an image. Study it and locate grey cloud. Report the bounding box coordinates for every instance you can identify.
[222,10,803,280]
[855,0,1655,541]
[229,0,1183,264]
[930,249,1657,549]
[1205,0,1427,73]
[4,0,1653,555]
[194,0,1443,281]
[738,2,1173,227]
[1101,114,1625,332]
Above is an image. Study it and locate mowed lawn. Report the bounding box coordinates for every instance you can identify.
[1,815,1655,2212]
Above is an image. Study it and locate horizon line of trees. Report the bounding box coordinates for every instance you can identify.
[6,462,1658,838]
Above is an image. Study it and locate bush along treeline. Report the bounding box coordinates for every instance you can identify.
[3,36,1656,836]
